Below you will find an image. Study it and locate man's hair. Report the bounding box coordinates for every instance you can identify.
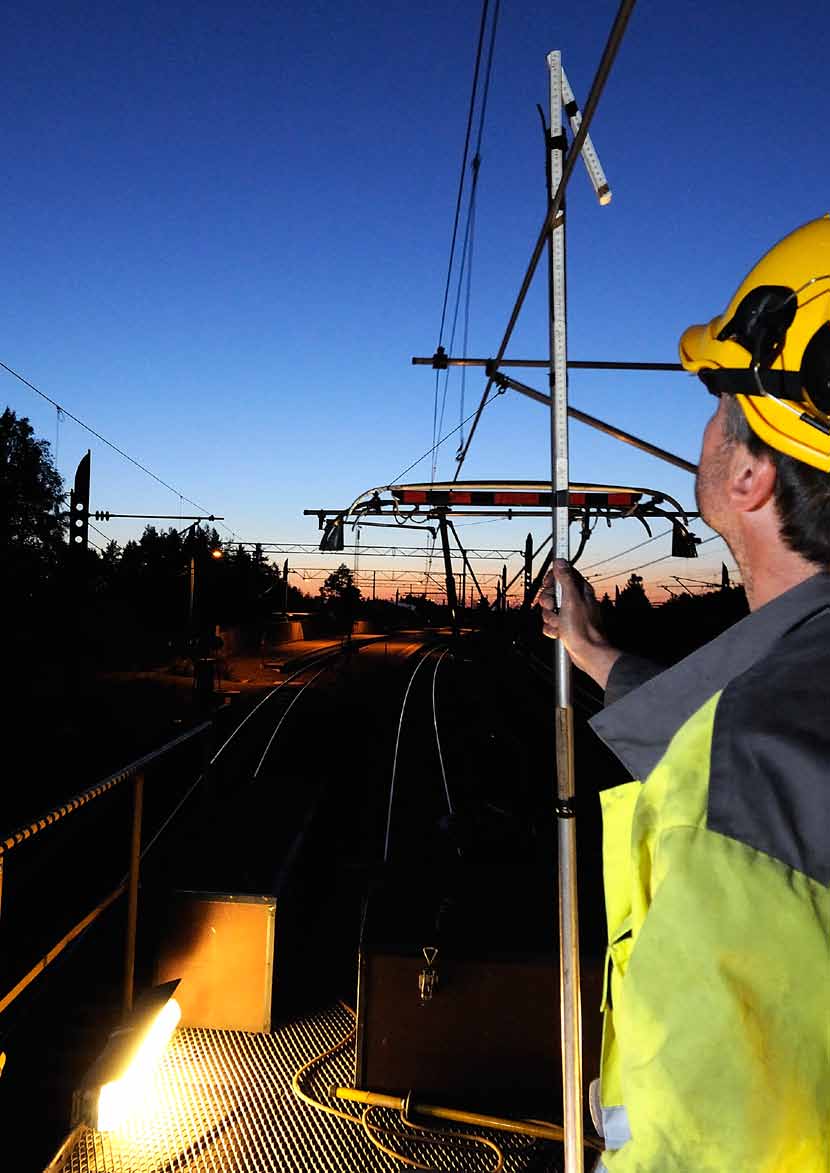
[722,395,830,565]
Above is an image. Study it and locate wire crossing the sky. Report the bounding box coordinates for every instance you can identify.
[431,0,501,484]
[0,357,233,539]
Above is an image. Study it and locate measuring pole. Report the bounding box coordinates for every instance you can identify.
[548,50,583,1173]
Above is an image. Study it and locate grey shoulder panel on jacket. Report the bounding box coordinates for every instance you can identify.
[603,654,665,707]
[709,609,830,886]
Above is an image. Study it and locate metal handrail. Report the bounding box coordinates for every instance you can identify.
[0,718,214,1021]
[0,720,212,856]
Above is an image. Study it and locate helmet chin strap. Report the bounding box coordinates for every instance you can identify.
[749,272,830,433]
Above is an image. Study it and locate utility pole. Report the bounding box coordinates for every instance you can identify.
[436,513,459,633]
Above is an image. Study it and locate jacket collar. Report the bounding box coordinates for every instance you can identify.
[589,571,830,781]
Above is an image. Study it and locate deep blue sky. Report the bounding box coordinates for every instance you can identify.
[4,1,829,597]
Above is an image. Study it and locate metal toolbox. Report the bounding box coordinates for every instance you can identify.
[155,890,277,1033]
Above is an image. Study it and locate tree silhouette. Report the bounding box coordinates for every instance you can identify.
[616,572,651,615]
[320,563,361,610]
[0,407,66,606]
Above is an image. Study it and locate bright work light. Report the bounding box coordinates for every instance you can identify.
[73,981,181,1132]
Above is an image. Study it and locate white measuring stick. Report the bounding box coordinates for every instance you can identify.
[561,66,612,205]
[547,49,584,1173]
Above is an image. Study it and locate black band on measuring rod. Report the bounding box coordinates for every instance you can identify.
[555,799,576,819]
[564,99,579,118]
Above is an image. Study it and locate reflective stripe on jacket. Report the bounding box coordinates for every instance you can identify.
[588,574,830,1173]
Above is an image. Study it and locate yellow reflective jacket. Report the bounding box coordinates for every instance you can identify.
[588,574,830,1173]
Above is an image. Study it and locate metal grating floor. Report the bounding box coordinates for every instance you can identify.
[52,1004,563,1173]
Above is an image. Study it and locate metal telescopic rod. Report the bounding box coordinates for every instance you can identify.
[548,51,583,1173]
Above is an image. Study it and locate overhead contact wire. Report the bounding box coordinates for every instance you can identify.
[453,0,637,480]
[581,529,672,572]
[0,357,232,537]
[436,0,491,351]
[431,0,493,486]
[590,534,717,584]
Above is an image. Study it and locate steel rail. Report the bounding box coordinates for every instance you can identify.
[252,664,331,778]
[453,0,638,481]
[383,644,445,863]
[207,646,348,767]
[431,649,453,816]
[0,652,355,1020]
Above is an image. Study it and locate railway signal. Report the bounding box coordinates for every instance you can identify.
[68,451,91,556]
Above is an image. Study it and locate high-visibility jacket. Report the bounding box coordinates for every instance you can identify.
[587,572,830,1173]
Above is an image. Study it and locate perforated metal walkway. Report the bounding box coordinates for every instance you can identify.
[52,1004,563,1173]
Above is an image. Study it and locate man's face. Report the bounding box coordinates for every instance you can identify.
[695,396,737,534]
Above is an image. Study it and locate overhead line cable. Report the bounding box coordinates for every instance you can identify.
[430,0,491,488]
[439,0,501,463]
[392,389,505,485]
[0,358,232,538]
[436,0,491,351]
[453,0,637,480]
[580,528,671,572]
[589,534,720,585]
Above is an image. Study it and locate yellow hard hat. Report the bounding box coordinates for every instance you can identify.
[679,216,830,471]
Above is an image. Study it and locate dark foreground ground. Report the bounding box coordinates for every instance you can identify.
[3,626,629,1171]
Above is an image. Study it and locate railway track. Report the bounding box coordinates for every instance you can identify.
[2,629,617,1171]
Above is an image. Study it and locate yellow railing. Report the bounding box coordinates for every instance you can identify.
[0,720,213,1022]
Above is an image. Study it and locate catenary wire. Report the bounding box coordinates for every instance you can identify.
[442,0,501,459]
[580,528,672,572]
[392,386,506,485]
[453,0,637,480]
[436,0,491,351]
[0,357,233,539]
[589,533,720,585]
[428,2,500,572]
[429,0,491,482]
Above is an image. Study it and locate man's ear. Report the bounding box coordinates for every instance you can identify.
[729,447,777,513]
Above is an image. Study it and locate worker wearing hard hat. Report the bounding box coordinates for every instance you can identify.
[538,217,830,1172]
